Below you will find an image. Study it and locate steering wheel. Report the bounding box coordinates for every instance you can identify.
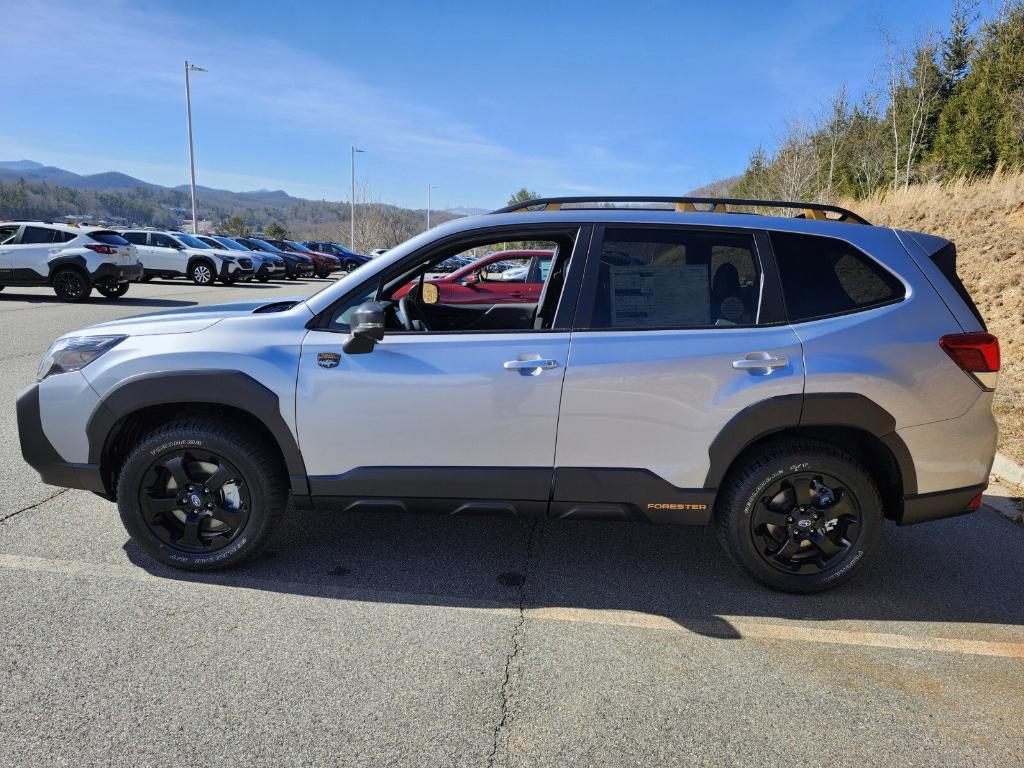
[398,295,429,331]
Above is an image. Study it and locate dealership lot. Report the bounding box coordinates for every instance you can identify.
[2,280,1023,766]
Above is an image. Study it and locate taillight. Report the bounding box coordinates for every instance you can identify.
[940,332,999,390]
[85,243,117,255]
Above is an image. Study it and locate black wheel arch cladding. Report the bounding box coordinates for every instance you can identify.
[87,370,309,495]
[704,392,917,495]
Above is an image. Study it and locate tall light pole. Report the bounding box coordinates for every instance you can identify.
[183,61,207,234]
[426,184,439,229]
[350,146,364,249]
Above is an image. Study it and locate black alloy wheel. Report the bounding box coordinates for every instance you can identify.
[138,449,250,555]
[53,268,91,302]
[750,472,860,575]
[716,439,882,592]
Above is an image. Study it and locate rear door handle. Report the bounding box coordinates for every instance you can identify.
[733,353,788,370]
[504,358,558,371]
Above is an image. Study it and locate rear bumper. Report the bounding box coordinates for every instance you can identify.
[898,483,986,525]
[92,261,144,286]
[16,384,105,493]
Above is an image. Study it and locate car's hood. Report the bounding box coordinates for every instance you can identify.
[66,296,310,337]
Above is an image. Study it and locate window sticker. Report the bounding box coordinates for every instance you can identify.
[609,265,710,327]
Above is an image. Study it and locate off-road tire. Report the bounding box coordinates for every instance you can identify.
[116,416,289,571]
[715,439,883,593]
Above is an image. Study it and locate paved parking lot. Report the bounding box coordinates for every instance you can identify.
[2,279,1023,767]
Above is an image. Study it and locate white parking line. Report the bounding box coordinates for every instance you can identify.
[2,552,1022,659]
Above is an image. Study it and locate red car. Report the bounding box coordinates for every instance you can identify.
[262,238,340,278]
[395,249,553,304]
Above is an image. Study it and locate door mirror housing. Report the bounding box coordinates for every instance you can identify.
[463,270,481,286]
[343,300,386,355]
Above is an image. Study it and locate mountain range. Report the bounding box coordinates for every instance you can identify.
[0,160,470,242]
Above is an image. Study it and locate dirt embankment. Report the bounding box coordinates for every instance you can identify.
[843,171,1024,465]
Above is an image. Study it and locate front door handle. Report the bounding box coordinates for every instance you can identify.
[733,353,788,371]
[504,357,559,372]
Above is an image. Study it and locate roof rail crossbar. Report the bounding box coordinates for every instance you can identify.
[491,196,869,225]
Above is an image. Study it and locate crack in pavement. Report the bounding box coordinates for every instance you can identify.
[0,488,69,524]
[486,517,540,768]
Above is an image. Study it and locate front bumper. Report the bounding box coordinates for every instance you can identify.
[16,384,106,493]
[220,262,255,281]
[92,261,144,286]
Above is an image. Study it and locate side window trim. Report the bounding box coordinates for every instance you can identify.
[572,223,784,332]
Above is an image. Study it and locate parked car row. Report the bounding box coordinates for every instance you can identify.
[0,220,381,301]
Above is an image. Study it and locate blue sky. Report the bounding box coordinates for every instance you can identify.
[2,0,955,209]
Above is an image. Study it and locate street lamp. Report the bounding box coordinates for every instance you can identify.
[350,146,364,249]
[426,184,439,229]
[183,61,207,234]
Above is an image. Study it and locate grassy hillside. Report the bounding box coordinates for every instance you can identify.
[843,170,1024,464]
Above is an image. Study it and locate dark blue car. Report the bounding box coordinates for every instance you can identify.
[303,242,371,273]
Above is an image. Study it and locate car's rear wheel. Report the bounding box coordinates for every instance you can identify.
[716,439,882,593]
[189,261,215,286]
[97,282,129,298]
[52,267,91,302]
[116,417,289,570]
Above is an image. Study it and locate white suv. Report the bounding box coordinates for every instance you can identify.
[118,229,254,285]
[0,221,142,302]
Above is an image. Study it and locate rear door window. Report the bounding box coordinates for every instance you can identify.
[581,227,761,329]
[771,232,904,322]
[21,226,57,244]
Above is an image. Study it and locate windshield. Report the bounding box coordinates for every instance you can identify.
[174,233,210,249]
[212,236,249,251]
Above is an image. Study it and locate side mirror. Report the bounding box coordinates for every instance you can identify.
[343,300,386,355]
[464,271,481,286]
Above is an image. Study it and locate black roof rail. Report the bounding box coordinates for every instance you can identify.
[491,196,870,225]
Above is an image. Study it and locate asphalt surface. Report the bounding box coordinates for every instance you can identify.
[1,278,1023,767]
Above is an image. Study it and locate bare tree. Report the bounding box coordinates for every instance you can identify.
[819,84,852,199]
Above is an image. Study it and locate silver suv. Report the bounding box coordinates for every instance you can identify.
[16,196,999,592]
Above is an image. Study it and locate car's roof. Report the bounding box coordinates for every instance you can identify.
[0,220,110,234]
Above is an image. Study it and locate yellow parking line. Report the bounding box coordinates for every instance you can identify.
[527,607,1024,658]
[2,553,1023,659]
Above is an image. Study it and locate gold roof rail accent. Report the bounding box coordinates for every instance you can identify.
[491,196,870,225]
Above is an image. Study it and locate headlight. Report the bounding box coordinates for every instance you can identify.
[37,335,125,381]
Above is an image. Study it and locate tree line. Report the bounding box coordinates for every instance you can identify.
[732,0,1024,203]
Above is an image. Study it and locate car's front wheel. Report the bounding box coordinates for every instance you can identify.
[97,282,129,298]
[716,439,882,593]
[116,417,289,570]
[343,260,359,273]
[189,261,215,286]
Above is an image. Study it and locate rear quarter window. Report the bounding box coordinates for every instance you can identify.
[771,232,905,322]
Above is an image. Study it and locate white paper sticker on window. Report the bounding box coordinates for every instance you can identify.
[609,265,710,327]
